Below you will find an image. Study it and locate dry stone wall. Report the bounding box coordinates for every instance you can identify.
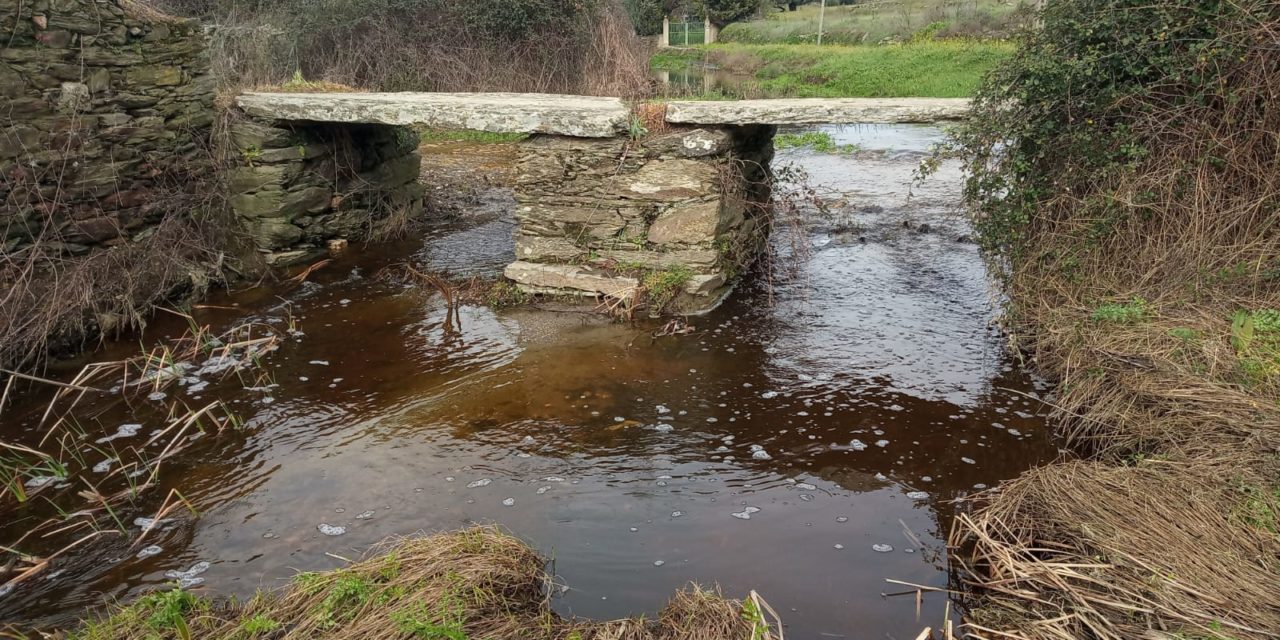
[505,125,774,313]
[225,120,425,265]
[1,0,215,256]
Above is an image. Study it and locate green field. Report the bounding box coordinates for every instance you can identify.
[653,41,1013,98]
[720,0,1033,45]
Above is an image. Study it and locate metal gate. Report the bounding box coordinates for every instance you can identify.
[669,20,706,46]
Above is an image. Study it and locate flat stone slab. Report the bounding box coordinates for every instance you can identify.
[664,98,971,125]
[236,92,632,138]
[504,261,638,299]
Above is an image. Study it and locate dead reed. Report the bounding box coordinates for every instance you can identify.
[0,316,278,596]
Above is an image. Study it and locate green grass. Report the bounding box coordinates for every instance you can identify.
[641,266,694,313]
[655,41,1013,98]
[720,0,1032,45]
[414,128,527,144]
[74,586,209,640]
[1231,309,1280,384]
[718,41,1013,98]
[240,614,282,635]
[774,131,860,154]
[1090,297,1150,324]
[650,48,703,71]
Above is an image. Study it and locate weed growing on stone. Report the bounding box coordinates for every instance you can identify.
[640,266,694,315]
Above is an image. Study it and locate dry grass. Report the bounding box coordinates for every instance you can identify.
[166,0,653,98]
[950,12,1280,640]
[66,526,775,640]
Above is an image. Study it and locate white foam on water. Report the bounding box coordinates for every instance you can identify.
[355,510,375,520]
[317,524,346,536]
[164,561,210,588]
[466,478,492,488]
[872,544,894,553]
[24,476,59,489]
[136,545,163,559]
[502,498,515,507]
[97,423,143,444]
[906,491,929,500]
[731,506,761,520]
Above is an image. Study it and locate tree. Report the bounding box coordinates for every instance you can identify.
[622,0,665,35]
[698,0,759,25]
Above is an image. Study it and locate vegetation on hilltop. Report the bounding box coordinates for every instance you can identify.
[719,0,1035,44]
[654,41,1011,98]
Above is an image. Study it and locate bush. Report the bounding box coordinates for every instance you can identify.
[951,0,1270,264]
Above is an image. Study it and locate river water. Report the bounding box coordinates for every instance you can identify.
[0,125,1058,638]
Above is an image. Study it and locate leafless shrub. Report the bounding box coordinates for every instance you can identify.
[162,0,653,97]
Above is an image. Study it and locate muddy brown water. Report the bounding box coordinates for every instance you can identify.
[0,125,1059,638]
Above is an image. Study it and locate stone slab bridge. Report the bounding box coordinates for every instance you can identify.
[231,93,968,314]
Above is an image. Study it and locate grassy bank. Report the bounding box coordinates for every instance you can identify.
[63,527,775,640]
[720,0,1034,44]
[947,0,1280,638]
[655,41,1012,98]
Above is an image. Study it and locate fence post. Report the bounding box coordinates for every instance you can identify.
[705,16,718,44]
[817,0,826,45]
[661,16,670,47]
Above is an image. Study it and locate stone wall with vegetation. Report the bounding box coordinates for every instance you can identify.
[1,0,215,256]
[504,126,774,314]
[226,120,425,265]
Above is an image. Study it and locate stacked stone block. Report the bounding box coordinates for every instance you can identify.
[226,121,425,265]
[1,0,215,256]
[505,125,774,313]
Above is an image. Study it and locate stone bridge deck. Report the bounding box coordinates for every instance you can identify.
[235,92,970,137]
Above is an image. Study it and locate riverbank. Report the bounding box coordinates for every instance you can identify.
[652,41,1012,98]
[72,527,770,639]
[946,0,1280,637]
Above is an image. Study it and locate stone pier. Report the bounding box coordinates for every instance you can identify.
[506,125,773,313]
[225,120,424,265]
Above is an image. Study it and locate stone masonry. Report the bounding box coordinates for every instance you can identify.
[1,0,215,256]
[504,125,774,314]
[225,120,424,265]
